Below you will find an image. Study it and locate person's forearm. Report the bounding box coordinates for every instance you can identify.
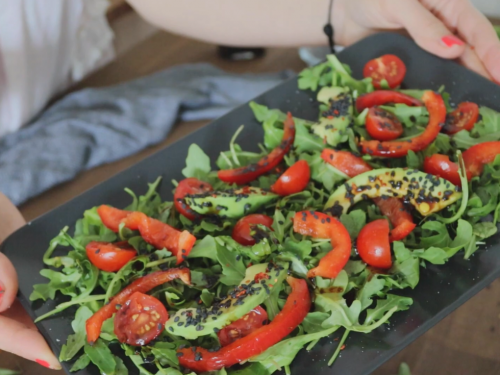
[0,193,25,243]
[126,0,333,47]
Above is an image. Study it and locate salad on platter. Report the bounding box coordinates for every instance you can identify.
[32,53,500,375]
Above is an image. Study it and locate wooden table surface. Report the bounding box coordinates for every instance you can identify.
[3,29,500,375]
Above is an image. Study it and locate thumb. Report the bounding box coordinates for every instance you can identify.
[389,0,466,59]
[0,253,18,312]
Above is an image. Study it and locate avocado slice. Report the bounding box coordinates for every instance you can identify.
[164,262,288,339]
[324,168,462,216]
[312,87,353,147]
[184,187,278,219]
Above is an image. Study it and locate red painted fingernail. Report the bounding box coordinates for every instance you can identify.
[36,359,51,368]
[441,35,464,47]
[0,282,5,302]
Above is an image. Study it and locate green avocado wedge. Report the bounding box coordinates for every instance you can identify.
[324,168,462,216]
[184,187,278,219]
[164,262,288,339]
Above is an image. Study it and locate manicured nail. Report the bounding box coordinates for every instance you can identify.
[0,281,4,303]
[441,35,464,47]
[36,359,51,368]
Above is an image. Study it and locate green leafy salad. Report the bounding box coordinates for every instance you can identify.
[31,53,500,375]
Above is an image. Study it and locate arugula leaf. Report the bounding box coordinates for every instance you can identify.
[380,104,428,127]
[228,363,269,375]
[283,237,312,258]
[114,357,128,375]
[420,221,452,248]
[467,184,499,218]
[302,312,331,334]
[397,363,412,375]
[182,144,211,180]
[84,340,116,375]
[188,235,218,261]
[327,55,373,94]
[473,222,498,239]
[388,242,420,289]
[298,62,329,91]
[406,150,423,170]
[31,269,82,301]
[340,209,366,240]
[151,342,179,368]
[216,245,246,286]
[362,294,413,328]
[300,152,348,191]
[357,275,385,310]
[59,306,93,361]
[0,370,20,375]
[416,247,449,265]
[70,354,91,372]
[249,327,337,372]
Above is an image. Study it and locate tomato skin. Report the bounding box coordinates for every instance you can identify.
[360,91,446,158]
[271,160,310,196]
[217,306,268,346]
[114,292,169,346]
[366,107,404,141]
[218,113,295,185]
[321,149,372,178]
[178,277,310,373]
[232,214,274,246]
[97,205,131,232]
[174,178,213,220]
[86,268,191,344]
[357,219,392,269]
[442,102,479,135]
[86,241,137,272]
[363,54,406,89]
[356,91,422,112]
[423,154,463,185]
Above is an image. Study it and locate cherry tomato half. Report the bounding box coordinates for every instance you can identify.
[366,107,404,141]
[423,154,468,186]
[174,178,213,220]
[442,102,479,135]
[114,292,169,346]
[86,241,137,272]
[357,219,392,269]
[271,160,310,196]
[363,54,406,89]
[232,214,274,246]
[217,306,268,346]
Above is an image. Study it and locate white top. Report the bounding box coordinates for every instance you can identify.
[0,0,114,138]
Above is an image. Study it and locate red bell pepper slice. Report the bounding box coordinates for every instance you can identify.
[293,211,351,279]
[177,276,310,372]
[423,154,464,185]
[124,212,197,265]
[97,205,131,232]
[321,148,372,178]
[373,198,416,242]
[463,141,500,177]
[217,113,296,185]
[356,91,422,112]
[86,268,191,344]
[360,91,446,158]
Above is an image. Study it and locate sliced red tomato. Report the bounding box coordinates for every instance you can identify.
[373,198,416,242]
[217,306,268,346]
[86,268,190,344]
[423,154,464,185]
[85,241,137,272]
[232,214,274,246]
[271,160,310,196]
[321,148,372,178]
[366,107,404,141]
[363,54,406,89]
[114,292,169,346]
[357,219,392,269]
[97,205,131,232]
[174,178,213,220]
[124,211,196,264]
[442,102,479,135]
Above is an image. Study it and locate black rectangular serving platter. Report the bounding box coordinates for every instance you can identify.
[3,33,500,375]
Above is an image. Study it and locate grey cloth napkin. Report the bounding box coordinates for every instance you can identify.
[0,63,294,205]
